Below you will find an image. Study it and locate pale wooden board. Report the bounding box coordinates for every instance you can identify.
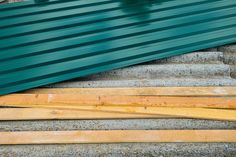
[18,105,236,121]
[0,108,173,120]
[1,87,236,121]
[1,130,236,144]
[1,94,236,109]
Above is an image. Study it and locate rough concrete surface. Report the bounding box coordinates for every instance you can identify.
[218,44,236,78]
[50,50,236,88]
[1,0,236,156]
[1,143,236,157]
[1,119,236,131]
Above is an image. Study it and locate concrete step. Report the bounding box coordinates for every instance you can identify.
[218,45,236,65]
[223,53,236,65]
[1,143,236,157]
[218,44,236,78]
[230,65,236,78]
[1,119,236,131]
[51,78,236,88]
[74,64,231,80]
[147,51,224,64]
[218,44,236,54]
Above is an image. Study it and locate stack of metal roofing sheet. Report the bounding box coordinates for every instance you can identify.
[0,0,236,95]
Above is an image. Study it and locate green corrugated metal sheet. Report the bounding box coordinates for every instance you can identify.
[0,0,236,95]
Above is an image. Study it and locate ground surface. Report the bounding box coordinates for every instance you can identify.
[1,0,236,156]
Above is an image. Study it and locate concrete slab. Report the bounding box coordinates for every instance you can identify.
[1,143,236,157]
[50,78,236,88]
[218,44,236,78]
[1,119,236,131]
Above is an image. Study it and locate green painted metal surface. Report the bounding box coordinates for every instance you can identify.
[0,0,236,95]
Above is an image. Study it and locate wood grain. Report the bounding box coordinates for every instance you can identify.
[20,105,236,121]
[1,94,236,109]
[1,130,236,144]
[0,108,172,120]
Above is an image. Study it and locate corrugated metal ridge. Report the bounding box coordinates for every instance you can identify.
[0,0,236,95]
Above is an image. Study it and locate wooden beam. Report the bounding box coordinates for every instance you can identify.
[0,108,171,120]
[1,130,236,144]
[24,87,236,96]
[21,105,236,121]
[1,94,236,109]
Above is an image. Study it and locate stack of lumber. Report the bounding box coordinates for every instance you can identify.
[0,86,236,144]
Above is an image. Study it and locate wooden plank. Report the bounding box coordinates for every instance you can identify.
[20,105,236,121]
[25,87,236,96]
[1,130,236,145]
[0,108,171,120]
[1,94,236,109]
[75,106,236,121]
